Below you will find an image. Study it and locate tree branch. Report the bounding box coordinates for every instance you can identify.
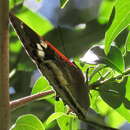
[0,0,10,129]
[10,90,55,110]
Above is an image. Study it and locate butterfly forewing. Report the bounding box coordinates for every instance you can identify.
[9,13,90,121]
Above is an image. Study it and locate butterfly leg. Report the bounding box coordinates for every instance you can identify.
[55,93,60,101]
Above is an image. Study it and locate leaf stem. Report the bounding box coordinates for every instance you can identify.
[89,68,130,89]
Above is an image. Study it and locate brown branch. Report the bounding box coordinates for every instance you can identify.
[0,0,10,129]
[10,90,55,110]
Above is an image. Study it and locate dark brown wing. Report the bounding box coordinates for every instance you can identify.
[9,13,90,120]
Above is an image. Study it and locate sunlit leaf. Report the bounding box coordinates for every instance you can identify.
[54,100,70,130]
[11,114,45,130]
[107,109,125,128]
[105,0,130,54]
[31,76,54,99]
[46,112,67,126]
[116,104,130,122]
[84,45,124,73]
[55,100,66,113]
[54,100,77,130]
[98,0,115,24]
[16,6,53,35]
[125,32,130,51]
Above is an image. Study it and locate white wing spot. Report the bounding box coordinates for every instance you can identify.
[20,23,24,29]
[36,43,43,51]
[41,41,47,49]
[37,50,45,58]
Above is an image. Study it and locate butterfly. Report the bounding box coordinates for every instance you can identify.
[9,12,89,121]
[9,12,121,130]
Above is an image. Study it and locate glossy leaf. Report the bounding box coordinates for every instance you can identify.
[11,114,45,130]
[105,0,130,54]
[84,45,124,73]
[98,0,115,24]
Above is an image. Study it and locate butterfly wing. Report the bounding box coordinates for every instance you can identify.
[9,13,90,121]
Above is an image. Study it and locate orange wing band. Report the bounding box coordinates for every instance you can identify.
[45,40,75,66]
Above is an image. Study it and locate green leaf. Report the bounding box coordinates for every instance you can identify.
[98,0,115,24]
[31,76,54,99]
[90,90,125,127]
[54,100,78,130]
[9,31,22,53]
[99,76,130,122]
[46,112,67,126]
[55,100,66,113]
[90,90,101,112]
[125,32,130,51]
[123,76,130,109]
[60,0,69,8]
[106,108,125,128]
[10,40,22,53]
[9,0,23,10]
[99,78,126,108]
[85,45,125,73]
[116,104,130,122]
[105,0,130,54]
[74,58,90,73]
[11,114,45,130]
[89,64,106,80]
[16,6,53,35]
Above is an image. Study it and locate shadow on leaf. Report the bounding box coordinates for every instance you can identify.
[99,77,127,109]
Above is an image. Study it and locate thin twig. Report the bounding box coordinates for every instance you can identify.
[10,90,55,110]
[0,0,10,129]
[89,68,130,89]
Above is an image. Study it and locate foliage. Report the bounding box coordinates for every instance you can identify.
[9,0,130,129]
[10,114,45,130]
[104,0,130,54]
